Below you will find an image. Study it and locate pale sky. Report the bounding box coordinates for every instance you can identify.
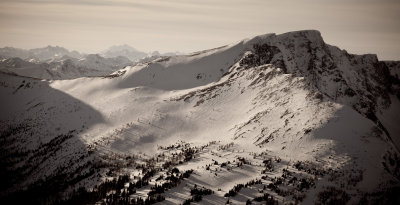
[0,0,399,60]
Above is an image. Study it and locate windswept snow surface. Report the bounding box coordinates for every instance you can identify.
[1,30,399,204]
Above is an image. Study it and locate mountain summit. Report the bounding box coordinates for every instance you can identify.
[101,44,148,61]
[0,30,399,204]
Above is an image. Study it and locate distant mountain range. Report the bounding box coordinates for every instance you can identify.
[0,46,81,62]
[0,45,181,79]
[0,54,132,80]
[101,44,182,61]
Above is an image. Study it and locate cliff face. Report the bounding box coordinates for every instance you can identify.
[237,30,396,148]
[244,31,391,111]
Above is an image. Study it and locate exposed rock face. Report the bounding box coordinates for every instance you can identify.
[385,61,400,98]
[235,31,396,147]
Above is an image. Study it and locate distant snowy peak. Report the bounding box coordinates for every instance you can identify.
[29,45,81,60]
[0,45,82,61]
[101,44,183,61]
[101,44,147,61]
[150,51,161,56]
[0,54,133,80]
[0,47,29,59]
[107,44,140,52]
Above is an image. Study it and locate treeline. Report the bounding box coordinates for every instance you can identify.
[183,184,213,205]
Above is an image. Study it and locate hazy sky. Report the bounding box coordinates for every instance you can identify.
[0,0,399,60]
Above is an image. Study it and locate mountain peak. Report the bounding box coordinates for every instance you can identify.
[245,29,324,47]
[101,44,147,61]
[106,44,138,52]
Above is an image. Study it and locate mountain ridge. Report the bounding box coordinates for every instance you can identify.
[0,54,133,80]
[0,45,82,61]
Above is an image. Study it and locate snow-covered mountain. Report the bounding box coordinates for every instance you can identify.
[0,45,180,80]
[101,44,182,62]
[101,44,148,61]
[0,54,132,80]
[0,30,399,204]
[0,46,82,62]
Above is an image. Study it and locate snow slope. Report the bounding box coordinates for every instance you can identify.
[0,30,399,204]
